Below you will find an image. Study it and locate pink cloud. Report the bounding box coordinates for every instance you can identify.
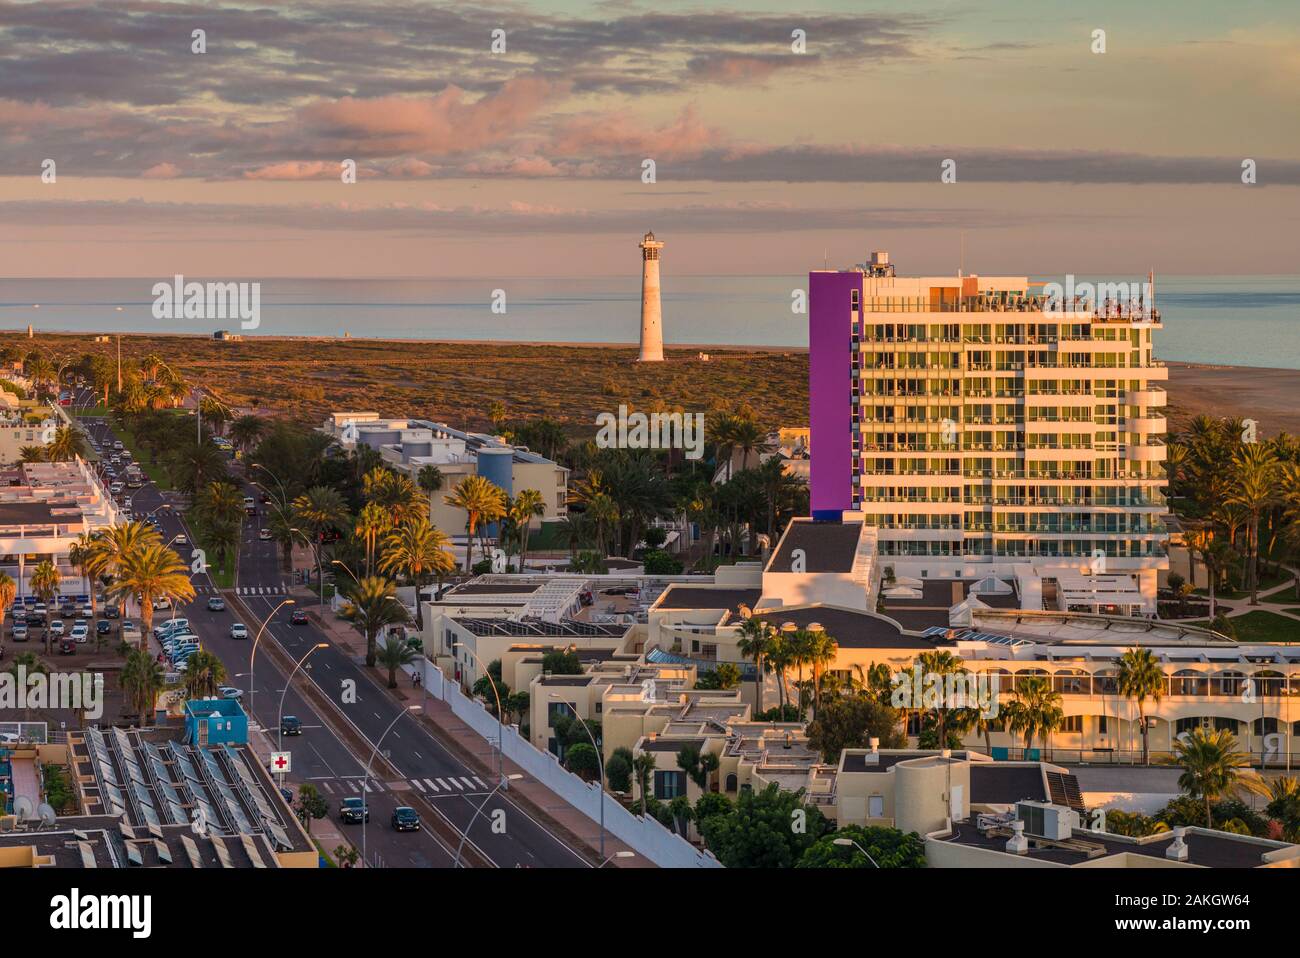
[548,104,723,159]
[242,161,335,181]
[141,162,181,179]
[299,77,567,156]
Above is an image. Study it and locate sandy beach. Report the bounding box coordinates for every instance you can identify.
[1165,362,1300,437]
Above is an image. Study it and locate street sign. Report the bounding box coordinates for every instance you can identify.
[270,751,292,774]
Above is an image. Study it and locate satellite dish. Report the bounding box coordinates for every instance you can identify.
[37,803,57,827]
[13,796,35,820]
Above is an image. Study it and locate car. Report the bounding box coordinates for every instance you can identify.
[173,534,189,547]
[113,441,123,450]
[217,686,243,700]
[59,637,76,655]
[278,786,294,805]
[24,612,43,627]
[154,618,190,639]
[109,482,123,494]
[48,620,65,637]
[167,643,199,659]
[59,602,77,617]
[229,623,249,640]
[79,605,93,619]
[259,492,272,504]
[290,610,309,625]
[145,515,161,527]
[391,807,421,832]
[96,619,112,636]
[259,527,272,541]
[103,606,120,619]
[70,623,89,644]
[280,715,302,736]
[339,796,370,824]
[11,623,28,642]
[207,596,226,612]
[151,596,171,611]
[123,497,133,510]
[33,603,46,617]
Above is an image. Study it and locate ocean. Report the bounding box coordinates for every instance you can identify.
[1,274,1298,369]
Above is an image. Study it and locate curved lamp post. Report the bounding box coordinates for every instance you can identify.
[453,773,521,868]
[248,597,295,723]
[550,695,605,858]
[832,837,880,868]
[277,642,328,755]
[362,705,421,866]
[454,641,504,784]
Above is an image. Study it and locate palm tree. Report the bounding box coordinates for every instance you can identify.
[1004,676,1064,758]
[292,485,351,586]
[30,559,61,655]
[92,520,164,617]
[632,752,658,815]
[443,474,507,572]
[340,575,410,668]
[763,630,794,715]
[0,571,15,638]
[376,515,454,631]
[68,532,107,619]
[1225,444,1280,604]
[228,414,266,458]
[736,617,774,713]
[1169,727,1267,828]
[353,501,392,576]
[585,492,619,557]
[417,464,444,518]
[805,629,839,721]
[917,650,964,745]
[110,542,196,638]
[182,649,229,699]
[510,488,546,572]
[1117,647,1166,765]
[121,649,165,726]
[45,424,84,462]
[1186,528,1234,619]
[376,634,417,689]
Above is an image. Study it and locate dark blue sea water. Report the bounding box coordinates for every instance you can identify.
[1,274,1297,369]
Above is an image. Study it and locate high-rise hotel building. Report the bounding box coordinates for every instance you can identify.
[809,253,1169,614]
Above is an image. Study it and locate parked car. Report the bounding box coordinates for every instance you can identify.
[280,715,302,736]
[290,609,309,625]
[11,623,28,642]
[207,596,226,612]
[340,796,369,824]
[59,637,76,655]
[23,612,42,627]
[96,619,112,636]
[229,623,249,640]
[391,807,421,832]
[151,596,171,611]
[70,623,89,644]
[154,618,189,639]
[49,620,65,637]
[103,606,120,619]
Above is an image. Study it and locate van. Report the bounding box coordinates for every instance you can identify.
[110,482,123,495]
[155,618,190,639]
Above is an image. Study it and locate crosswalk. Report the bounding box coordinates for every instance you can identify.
[232,586,288,596]
[312,775,492,796]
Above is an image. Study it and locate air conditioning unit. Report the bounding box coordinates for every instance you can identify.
[1016,801,1079,841]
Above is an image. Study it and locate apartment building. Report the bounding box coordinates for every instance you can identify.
[320,413,569,534]
[809,253,1168,614]
[0,408,57,465]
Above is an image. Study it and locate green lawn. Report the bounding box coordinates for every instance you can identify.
[1187,610,1300,643]
[72,404,110,418]
[113,420,173,489]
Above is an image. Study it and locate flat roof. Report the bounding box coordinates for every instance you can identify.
[842,750,972,774]
[656,586,762,614]
[753,605,941,650]
[969,764,1048,804]
[768,519,863,574]
[641,737,706,753]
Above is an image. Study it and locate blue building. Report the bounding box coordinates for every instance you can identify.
[184,698,248,747]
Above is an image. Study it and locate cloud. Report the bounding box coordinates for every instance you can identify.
[549,104,722,160]
[243,161,336,181]
[141,162,181,179]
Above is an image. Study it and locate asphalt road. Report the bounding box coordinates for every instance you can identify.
[80,410,588,868]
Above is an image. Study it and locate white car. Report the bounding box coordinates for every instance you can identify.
[217,687,243,701]
[49,620,65,637]
[70,623,89,644]
[229,623,249,640]
[173,534,189,547]
[154,617,190,638]
[151,596,171,611]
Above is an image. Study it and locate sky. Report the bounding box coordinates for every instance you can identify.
[0,0,1297,278]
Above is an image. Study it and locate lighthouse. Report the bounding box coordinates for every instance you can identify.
[638,231,665,362]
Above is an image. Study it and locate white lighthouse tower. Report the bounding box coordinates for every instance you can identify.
[638,231,665,362]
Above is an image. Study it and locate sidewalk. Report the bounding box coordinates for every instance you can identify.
[302,591,653,868]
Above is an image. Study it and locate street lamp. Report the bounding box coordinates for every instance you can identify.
[453,773,522,868]
[289,526,324,606]
[361,705,421,867]
[832,837,880,868]
[454,641,504,784]
[599,850,634,868]
[248,598,295,723]
[277,643,329,755]
[550,695,605,858]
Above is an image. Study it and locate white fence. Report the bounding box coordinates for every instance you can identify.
[416,659,720,869]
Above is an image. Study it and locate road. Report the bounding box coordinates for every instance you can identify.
[78,408,588,868]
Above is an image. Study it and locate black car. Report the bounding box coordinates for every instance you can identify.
[290,610,309,625]
[24,612,43,627]
[104,606,120,619]
[280,715,302,736]
[391,807,421,832]
[96,619,112,635]
[340,797,369,824]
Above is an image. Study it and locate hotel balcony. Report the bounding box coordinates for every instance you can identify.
[1124,387,1168,406]
[1124,440,1167,462]
[1125,415,1167,436]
